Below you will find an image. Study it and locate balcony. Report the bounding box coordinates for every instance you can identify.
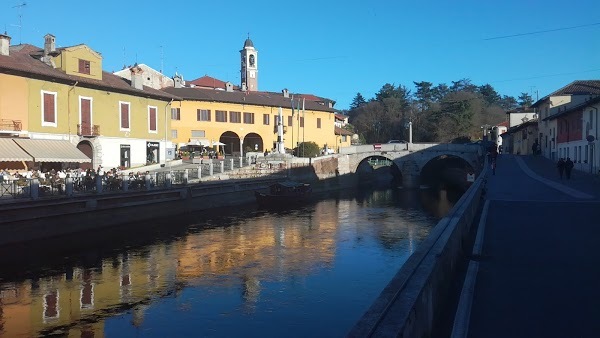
[0,119,22,133]
[77,124,100,137]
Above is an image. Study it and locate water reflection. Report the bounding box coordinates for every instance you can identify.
[0,187,460,337]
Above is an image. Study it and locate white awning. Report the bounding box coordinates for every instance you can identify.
[0,138,33,162]
[13,139,92,163]
[187,139,210,147]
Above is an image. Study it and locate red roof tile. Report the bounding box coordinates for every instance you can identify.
[188,75,234,89]
[0,44,179,101]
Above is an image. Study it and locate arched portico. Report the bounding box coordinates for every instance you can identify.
[77,140,94,170]
[220,131,241,156]
[243,133,264,153]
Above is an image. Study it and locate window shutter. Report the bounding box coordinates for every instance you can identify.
[121,103,129,128]
[44,93,55,123]
[149,107,157,131]
[79,59,85,73]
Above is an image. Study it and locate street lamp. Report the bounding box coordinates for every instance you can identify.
[404,121,413,144]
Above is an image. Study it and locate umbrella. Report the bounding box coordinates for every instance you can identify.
[212,141,226,155]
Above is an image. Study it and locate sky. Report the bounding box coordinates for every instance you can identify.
[1,0,599,110]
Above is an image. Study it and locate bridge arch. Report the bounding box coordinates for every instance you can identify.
[419,154,475,191]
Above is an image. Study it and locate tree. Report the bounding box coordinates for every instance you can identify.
[431,83,450,102]
[477,84,501,106]
[350,93,367,110]
[498,95,519,110]
[294,141,320,157]
[414,81,434,111]
[450,78,477,93]
[518,92,534,107]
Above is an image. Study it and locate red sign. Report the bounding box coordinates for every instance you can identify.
[373,144,381,150]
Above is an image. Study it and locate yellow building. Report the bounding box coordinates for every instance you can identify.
[162,37,349,156]
[0,33,180,170]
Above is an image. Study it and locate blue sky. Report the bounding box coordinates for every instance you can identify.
[1,0,599,110]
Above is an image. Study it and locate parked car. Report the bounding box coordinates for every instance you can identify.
[387,140,407,144]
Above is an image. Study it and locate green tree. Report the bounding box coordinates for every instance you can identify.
[350,93,367,110]
[294,141,320,157]
[450,78,477,93]
[498,95,519,110]
[518,92,534,107]
[431,83,450,102]
[413,81,434,111]
[477,84,501,106]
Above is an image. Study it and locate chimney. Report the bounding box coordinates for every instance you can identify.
[130,64,144,90]
[225,82,233,92]
[0,33,10,56]
[282,88,289,98]
[44,34,56,56]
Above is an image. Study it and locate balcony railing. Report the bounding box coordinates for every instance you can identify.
[0,119,22,132]
[77,124,100,137]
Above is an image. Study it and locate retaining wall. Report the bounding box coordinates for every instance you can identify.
[348,165,487,337]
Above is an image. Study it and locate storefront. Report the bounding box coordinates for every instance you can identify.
[120,144,131,168]
[146,141,160,165]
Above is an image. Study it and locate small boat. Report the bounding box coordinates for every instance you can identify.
[255,181,312,207]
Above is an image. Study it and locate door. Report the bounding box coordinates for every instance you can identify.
[120,145,131,168]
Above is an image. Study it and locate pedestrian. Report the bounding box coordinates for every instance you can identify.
[565,157,574,179]
[532,141,538,155]
[557,158,565,179]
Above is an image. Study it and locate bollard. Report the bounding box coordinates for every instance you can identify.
[220,161,225,173]
[145,174,151,190]
[209,162,214,176]
[230,158,234,170]
[122,178,129,191]
[165,172,172,188]
[96,175,103,193]
[184,169,189,184]
[239,157,243,168]
[197,166,202,180]
[65,177,74,197]
[31,178,39,200]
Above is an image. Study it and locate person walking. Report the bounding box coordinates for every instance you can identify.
[557,158,565,179]
[565,157,574,179]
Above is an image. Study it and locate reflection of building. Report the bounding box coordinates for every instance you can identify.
[0,33,179,170]
[163,37,349,156]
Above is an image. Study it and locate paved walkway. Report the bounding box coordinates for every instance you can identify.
[452,154,600,338]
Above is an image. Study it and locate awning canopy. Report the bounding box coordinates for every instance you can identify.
[187,139,210,147]
[13,139,92,163]
[0,138,33,162]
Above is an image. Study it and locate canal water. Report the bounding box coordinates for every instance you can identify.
[0,187,461,337]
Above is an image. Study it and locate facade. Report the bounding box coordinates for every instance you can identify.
[0,33,180,170]
[164,87,340,155]
[542,96,600,174]
[533,80,600,162]
[500,120,539,155]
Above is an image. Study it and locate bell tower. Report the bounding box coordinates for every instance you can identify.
[240,36,258,91]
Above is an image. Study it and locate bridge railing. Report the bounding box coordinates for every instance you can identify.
[339,143,482,155]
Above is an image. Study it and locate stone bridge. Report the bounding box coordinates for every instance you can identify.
[335,143,483,188]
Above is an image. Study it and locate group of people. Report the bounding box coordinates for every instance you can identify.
[556,157,575,179]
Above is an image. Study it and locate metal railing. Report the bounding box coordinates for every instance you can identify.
[77,124,100,136]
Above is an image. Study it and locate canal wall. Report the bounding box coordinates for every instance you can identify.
[348,163,488,337]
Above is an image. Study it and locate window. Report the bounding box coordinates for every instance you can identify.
[191,130,206,138]
[263,114,270,125]
[41,91,57,127]
[317,118,322,129]
[288,116,293,126]
[274,115,280,125]
[148,106,157,133]
[342,135,347,142]
[230,111,241,123]
[300,117,304,128]
[244,112,255,124]
[78,59,91,75]
[171,108,180,120]
[197,109,211,121]
[120,102,130,130]
[216,110,227,122]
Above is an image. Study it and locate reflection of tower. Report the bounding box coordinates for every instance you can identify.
[242,276,261,312]
[240,36,258,91]
[132,304,149,328]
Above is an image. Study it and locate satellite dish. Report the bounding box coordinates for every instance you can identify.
[586,135,595,142]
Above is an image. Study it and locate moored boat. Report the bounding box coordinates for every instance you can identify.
[254,181,312,207]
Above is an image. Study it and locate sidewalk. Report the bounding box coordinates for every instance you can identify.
[453,154,600,338]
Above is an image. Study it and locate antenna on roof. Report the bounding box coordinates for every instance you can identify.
[12,2,26,44]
